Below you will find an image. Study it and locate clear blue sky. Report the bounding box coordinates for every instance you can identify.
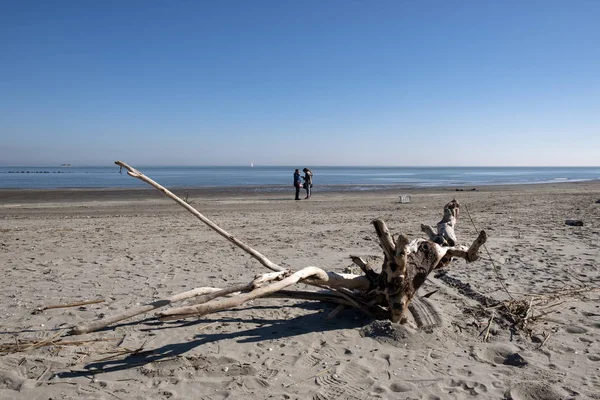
[1,0,598,166]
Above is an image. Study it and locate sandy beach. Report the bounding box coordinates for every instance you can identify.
[1,182,599,399]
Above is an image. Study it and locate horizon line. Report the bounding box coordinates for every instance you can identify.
[1,164,599,168]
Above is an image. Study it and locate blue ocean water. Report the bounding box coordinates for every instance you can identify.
[0,165,599,191]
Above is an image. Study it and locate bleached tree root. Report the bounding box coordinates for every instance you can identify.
[372,200,486,323]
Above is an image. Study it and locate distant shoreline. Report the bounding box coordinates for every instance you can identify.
[1,165,599,190]
[1,179,599,204]
[1,165,599,168]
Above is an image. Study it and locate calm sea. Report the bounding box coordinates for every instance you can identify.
[0,166,599,191]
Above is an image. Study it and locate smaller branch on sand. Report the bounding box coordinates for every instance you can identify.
[480,311,495,342]
[537,332,551,349]
[33,299,105,314]
[1,337,121,355]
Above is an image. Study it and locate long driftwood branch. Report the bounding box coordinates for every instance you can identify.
[157,289,361,322]
[156,266,369,319]
[71,270,293,334]
[70,287,223,335]
[158,267,328,319]
[187,271,288,306]
[114,161,371,291]
[115,161,285,273]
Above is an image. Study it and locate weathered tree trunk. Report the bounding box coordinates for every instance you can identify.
[373,200,486,323]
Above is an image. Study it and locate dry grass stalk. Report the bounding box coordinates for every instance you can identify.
[1,335,120,355]
[479,311,495,341]
[492,285,599,333]
[537,332,551,349]
[196,322,220,332]
[40,299,105,311]
[94,341,148,362]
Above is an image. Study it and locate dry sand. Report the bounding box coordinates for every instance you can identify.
[1,182,599,399]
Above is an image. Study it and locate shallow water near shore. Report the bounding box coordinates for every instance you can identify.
[1,165,599,190]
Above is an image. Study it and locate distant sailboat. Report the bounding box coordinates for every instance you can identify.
[250,162,254,168]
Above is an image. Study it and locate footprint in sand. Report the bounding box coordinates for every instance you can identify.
[296,353,322,369]
[0,369,27,391]
[445,379,488,396]
[472,344,528,368]
[389,381,415,392]
[565,325,588,334]
[314,361,376,400]
[506,382,566,400]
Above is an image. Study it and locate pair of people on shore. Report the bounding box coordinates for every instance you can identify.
[293,168,313,200]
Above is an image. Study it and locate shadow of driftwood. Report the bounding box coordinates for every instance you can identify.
[55,302,371,379]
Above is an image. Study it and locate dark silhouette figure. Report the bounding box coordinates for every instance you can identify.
[293,169,302,200]
[302,168,313,199]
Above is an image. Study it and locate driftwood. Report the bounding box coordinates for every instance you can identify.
[71,287,222,335]
[68,161,487,336]
[32,299,105,315]
[421,199,459,246]
[374,218,486,323]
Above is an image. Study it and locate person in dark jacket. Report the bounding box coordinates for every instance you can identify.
[302,168,313,199]
[293,169,302,200]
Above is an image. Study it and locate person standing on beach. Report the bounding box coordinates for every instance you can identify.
[293,169,302,200]
[303,168,313,199]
